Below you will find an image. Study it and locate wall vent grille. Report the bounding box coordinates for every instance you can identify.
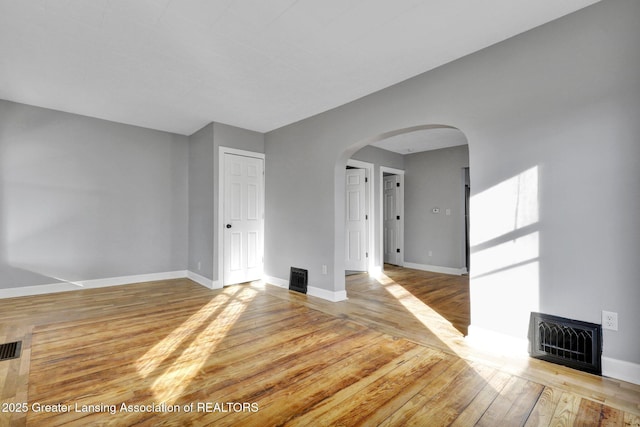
[529,312,601,375]
[0,341,21,361]
[289,267,308,294]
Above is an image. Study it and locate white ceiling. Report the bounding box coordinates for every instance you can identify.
[371,127,468,155]
[0,0,599,135]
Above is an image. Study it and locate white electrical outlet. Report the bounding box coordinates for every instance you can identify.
[197,261,201,271]
[322,264,328,275]
[602,310,618,331]
[428,250,433,257]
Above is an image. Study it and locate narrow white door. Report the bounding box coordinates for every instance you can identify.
[345,168,367,271]
[383,175,400,265]
[223,153,264,286]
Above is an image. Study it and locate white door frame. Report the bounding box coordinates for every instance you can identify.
[380,166,405,269]
[346,159,374,273]
[218,146,265,287]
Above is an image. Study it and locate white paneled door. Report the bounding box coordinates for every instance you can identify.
[345,168,367,271]
[223,153,264,286]
[383,174,401,265]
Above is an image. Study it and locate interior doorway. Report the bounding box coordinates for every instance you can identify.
[382,172,404,266]
[345,159,373,274]
[379,167,404,271]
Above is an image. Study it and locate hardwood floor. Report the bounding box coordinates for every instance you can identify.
[0,266,638,426]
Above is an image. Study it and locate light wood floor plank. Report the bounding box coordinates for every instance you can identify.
[524,386,564,427]
[284,346,446,427]
[550,391,582,427]
[624,412,640,427]
[403,361,498,426]
[450,370,513,426]
[475,377,544,426]
[378,358,475,426]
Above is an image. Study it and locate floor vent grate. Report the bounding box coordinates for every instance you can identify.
[289,267,308,294]
[0,341,22,361]
[529,312,601,375]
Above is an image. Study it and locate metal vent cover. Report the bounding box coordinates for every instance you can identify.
[0,341,22,361]
[289,267,308,294]
[529,312,602,375]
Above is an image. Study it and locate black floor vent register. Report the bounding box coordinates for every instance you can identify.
[0,341,22,361]
[529,312,602,375]
[289,267,308,294]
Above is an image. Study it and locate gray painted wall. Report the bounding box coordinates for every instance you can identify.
[404,145,469,269]
[265,0,640,365]
[352,145,404,171]
[188,123,214,279]
[0,100,189,289]
[351,145,404,270]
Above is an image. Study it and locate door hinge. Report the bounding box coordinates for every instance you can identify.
[366,252,369,258]
[365,214,368,220]
[396,182,400,187]
[396,248,401,253]
[365,177,368,183]
[396,215,400,220]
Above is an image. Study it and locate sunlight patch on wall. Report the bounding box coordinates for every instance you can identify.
[471,261,539,339]
[471,231,539,278]
[470,166,538,247]
[469,166,540,342]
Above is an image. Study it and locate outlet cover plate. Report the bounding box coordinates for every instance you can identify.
[602,310,618,331]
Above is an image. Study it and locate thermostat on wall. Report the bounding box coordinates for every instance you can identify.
[432,207,440,214]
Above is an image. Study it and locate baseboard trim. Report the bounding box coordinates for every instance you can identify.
[262,275,288,289]
[186,271,215,289]
[0,271,188,299]
[466,325,529,357]
[602,357,640,385]
[262,275,348,302]
[308,286,348,302]
[403,262,466,276]
[369,265,383,276]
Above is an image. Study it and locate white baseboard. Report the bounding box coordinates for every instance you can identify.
[602,357,640,385]
[466,325,529,357]
[186,271,217,289]
[369,265,383,276]
[262,275,288,288]
[403,262,466,276]
[308,286,348,302]
[0,270,188,299]
[262,275,348,302]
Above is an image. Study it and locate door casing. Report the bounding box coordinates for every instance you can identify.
[380,166,405,270]
[346,159,374,273]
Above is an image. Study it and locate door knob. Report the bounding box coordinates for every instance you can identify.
[226,224,232,229]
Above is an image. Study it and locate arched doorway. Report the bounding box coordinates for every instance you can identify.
[338,124,470,279]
